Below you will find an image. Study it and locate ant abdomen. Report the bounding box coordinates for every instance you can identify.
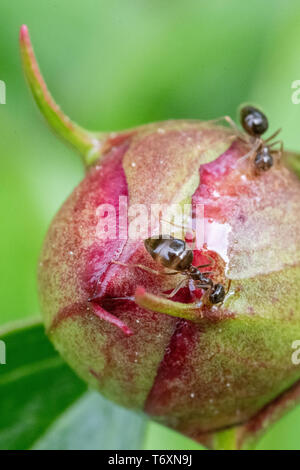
[144,235,193,271]
[240,105,269,137]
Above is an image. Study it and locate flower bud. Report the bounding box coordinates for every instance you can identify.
[21,25,300,449]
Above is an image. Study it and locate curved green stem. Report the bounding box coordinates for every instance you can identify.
[213,428,239,450]
[19,25,106,167]
[134,286,232,323]
[135,286,207,322]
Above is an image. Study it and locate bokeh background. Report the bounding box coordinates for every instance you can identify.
[1,0,300,450]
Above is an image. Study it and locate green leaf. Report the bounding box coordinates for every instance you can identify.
[0,318,147,450]
[33,391,146,450]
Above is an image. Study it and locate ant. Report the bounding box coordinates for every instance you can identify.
[113,235,229,305]
[239,105,283,172]
[213,105,283,173]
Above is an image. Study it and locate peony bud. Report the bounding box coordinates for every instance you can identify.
[20,25,300,449]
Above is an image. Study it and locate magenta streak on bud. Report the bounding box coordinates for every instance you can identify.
[145,320,197,413]
[48,300,133,337]
[90,302,133,336]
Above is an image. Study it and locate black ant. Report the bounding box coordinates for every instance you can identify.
[113,235,229,305]
[213,105,283,172]
[239,105,283,172]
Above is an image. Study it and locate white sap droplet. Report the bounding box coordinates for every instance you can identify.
[204,218,232,265]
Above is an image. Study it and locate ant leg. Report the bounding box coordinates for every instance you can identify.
[188,279,197,302]
[189,279,196,294]
[209,116,244,138]
[269,140,284,166]
[225,279,232,295]
[196,284,211,290]
[164,271,181,275]
[196,263,212,269]
[238,139,261,163]
[111,260,179,277]
[264,128,282,144]
[186,281,210,304]
[197,286,212,305]
[164,278,188,298]
[99,295,135,302]
[268,140,282,149]
[269,139,284,155]
[111,260,163,276]
[278,140,284,159]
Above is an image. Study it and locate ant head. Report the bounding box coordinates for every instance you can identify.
[240,105,268,137]
[209,283,225,304]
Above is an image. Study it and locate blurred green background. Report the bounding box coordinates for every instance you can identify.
[1,0,300,450]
